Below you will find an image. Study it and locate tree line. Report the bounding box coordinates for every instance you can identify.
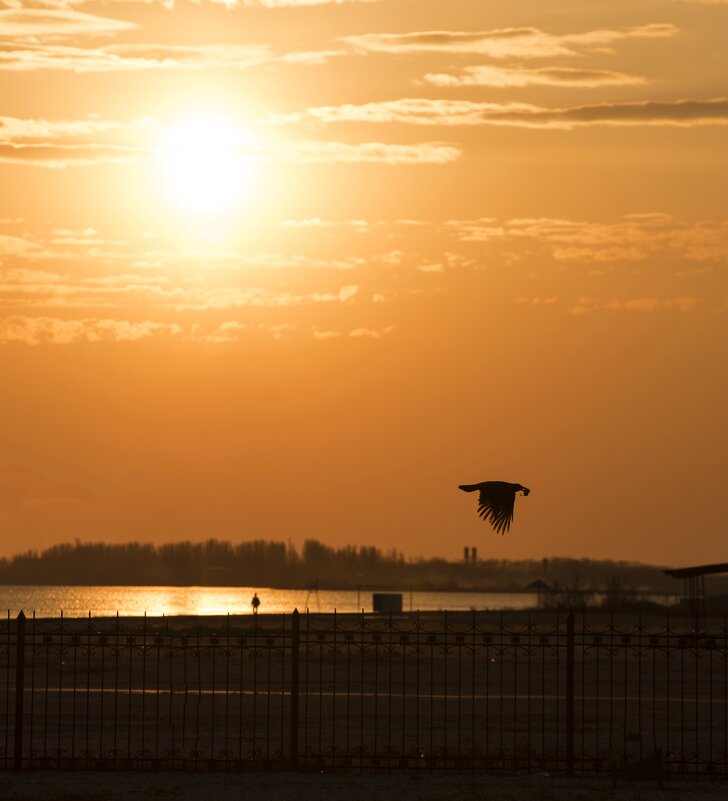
[0,538,712,595]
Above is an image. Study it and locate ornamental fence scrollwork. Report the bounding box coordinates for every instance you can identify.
[1,608,726,777]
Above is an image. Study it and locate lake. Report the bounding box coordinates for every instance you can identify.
[0,585,677,618]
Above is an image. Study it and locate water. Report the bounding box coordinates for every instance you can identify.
[0,585,677,618]
[0,586,538,618]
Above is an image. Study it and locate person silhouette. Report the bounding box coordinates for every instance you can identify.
[251,593,260,615]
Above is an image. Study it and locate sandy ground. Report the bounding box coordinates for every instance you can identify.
[2,771,728,801]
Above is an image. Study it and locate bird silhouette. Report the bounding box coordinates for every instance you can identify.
[459,481,530,534]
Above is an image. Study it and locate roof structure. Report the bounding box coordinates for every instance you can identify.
[663,563,728,579]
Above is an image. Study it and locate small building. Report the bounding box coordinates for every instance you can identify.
[663,562,728,616]
[372,593,403,615]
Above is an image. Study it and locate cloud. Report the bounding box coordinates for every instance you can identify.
[341,24,677,59]
[270,139,460,164]
[0,0,377,8]
[0,142,148,167]
[171,284,361,311]
[0,9,136,37]
[503,98,728,128]
[274,97,728,129]
[239,0,379,5]
[447,215,728,263]
[280,218,370,232]
[338,284,359,302]
[570,297,699,315]
[514,297,559,306]
[0,115,143,166]
[0,258,366,310]
[192,321,247,343]
[268,99,523,126]
[0,116,119,138]
[349,325,394,338]
[0,114,460,167]
[422,66,647,88]
[0,233,38,255]
[0,42,343,73]
[0,315,182,345]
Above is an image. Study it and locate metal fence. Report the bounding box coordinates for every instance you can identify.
[1,609,727,777]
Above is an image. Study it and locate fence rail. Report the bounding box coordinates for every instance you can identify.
[1,609,727,777]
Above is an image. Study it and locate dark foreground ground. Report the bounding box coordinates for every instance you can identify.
[2,771,728,801]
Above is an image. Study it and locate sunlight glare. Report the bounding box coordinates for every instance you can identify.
[158,115,259,216]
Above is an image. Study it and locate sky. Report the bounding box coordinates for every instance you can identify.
[0,0,726,566]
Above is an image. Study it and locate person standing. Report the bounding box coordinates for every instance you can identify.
[251,593,260,615]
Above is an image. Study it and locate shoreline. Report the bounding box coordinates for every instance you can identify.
[0,581,678,596]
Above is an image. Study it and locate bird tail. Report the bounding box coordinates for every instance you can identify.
[458,484,480,493]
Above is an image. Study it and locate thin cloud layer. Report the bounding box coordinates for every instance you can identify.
[447,215,728,263]
[570,297,699,315]
[342,24,677,59]
[272,139,460,164]
[0,9,137,37]
[0,0,377,7]
[274,97,728,129]
[0,42,342,72]
[240,0,379,5]
[0,115,119,138]
[0,114,461,166]
[423,66,647,88]
[0,142,148,167]
[0,315,182,345]
[268,99,531,126]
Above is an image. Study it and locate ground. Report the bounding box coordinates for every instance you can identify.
[2,772,728,801]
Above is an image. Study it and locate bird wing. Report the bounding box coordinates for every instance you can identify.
[476,484,516,535]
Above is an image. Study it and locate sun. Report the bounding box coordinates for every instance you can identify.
[157,114,260,216]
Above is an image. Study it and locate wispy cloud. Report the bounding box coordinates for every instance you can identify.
[0,233,40,255]
[0,9,137,37]
[280,218,370,232]
[0,139,460,167]
[268,99,525,126]
[0,0,379,8]
[349,325,394,338]
[170,284,360,311]
[0,114,145,166]
[0,116,120,138]
[0,315,399,345]
[0,256,364,310]
[422,66,647,88]
[271,139,460,164]
[0,113,460,167]
[0,315,182,345]
[341,24,677,59]
[447,215,728,263]
[570,297,699,315]
[0,42,343,73]
[496,98,728,128]
[272,97,728,129]
[239,0,380,5]
[0,142,148,168]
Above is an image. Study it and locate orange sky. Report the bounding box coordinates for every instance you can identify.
[0,0,726,565]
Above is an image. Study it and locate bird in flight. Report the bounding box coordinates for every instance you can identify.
[459,481,530,534]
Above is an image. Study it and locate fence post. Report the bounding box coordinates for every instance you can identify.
[565,611,575,777]
[290,609,300,769]
[14,610,26,772]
